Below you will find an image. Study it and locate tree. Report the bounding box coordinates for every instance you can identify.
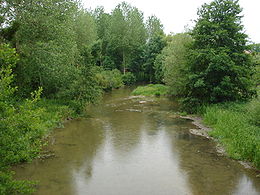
[186,0,255,109]
[146,15,164,41]
[249,43,260,53]
[108,2,146,73]
[141,16,165,82]
[13,0,79,96]
[142,35,166,83]
[74,10,97,52]
[92,7,111,67]
[162,33,193,95]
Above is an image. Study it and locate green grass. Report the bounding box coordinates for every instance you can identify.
[203,97,260,168]
[131,84,169,96]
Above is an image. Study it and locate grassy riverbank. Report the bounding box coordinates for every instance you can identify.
[202,95,260,169]
[131,84,169,96]
[0,98,76,194]
[131,84,260,169]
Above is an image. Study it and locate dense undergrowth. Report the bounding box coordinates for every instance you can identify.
[0,96,75,194]
[202,92,260,169]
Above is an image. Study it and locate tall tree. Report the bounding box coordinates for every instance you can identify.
[92,6,112,67]
[14,0,78,96]
[146,15,164,40]
[109,2,146,73]
[186,0,255,109]
[162,33,193,95]
[142,35,166,83]
[74,10,97,52]
[141,16,165,82]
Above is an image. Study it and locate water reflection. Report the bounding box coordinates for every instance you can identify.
[14,88,260,195]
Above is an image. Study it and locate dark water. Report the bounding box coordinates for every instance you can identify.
[14,88,260,195]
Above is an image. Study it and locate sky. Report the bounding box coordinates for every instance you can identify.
[82,0,260,43]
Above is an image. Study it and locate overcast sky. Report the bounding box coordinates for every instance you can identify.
[82,0,260,43]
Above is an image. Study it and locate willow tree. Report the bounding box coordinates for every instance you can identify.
[185,0,255,109]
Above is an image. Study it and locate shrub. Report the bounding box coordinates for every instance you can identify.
[95,68,123,90]
[122,72,136,85]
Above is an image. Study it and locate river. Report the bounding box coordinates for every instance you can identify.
[14,87,260,195]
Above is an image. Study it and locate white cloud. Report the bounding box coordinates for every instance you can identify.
[83,0,260,43]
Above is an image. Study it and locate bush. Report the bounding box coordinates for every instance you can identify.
[122,72,136,85]
[95,68,124,90]
[56,65,102,113]
[131,84,169,96]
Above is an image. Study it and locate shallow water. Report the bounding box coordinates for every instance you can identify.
[14,88,260,195]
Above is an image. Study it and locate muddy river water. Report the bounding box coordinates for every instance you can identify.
[14,88,260,195]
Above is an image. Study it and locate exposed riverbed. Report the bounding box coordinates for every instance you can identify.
[14,87,260,195]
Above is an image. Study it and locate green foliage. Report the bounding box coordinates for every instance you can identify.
[122,72,136,85]
[92,2,165,82]
[0,44,18,67]
[131,84,169,96]
[56,63,102,113]
[146,15,164,39]
[74,10,97,52]
[0,44,74,193]
[0,44,18,101]
[142,35,166,83]
[3,1,103,111]
[185,0,255,109]
[203,98,260,168]
[14,0,79,96]
[154,54,164,83]
[0,169,35,195]
[249,43,260,53]
[95,68,124,91]
[252,53,260,85]
[162,33,193,96]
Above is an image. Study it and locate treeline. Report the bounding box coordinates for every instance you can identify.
[158,0,259,112]
[1,0,165,104]
[0,0,166,193]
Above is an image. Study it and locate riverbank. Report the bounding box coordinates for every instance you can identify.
[131,84,260,170]
[13,87,260,194]
[181,115,259,171]
[183,95,259,170]
[201,99,260,170]
[0,98,77,194]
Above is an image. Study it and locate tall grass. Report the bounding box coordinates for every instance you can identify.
[203,98,260,168]
[131,84,169,96]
